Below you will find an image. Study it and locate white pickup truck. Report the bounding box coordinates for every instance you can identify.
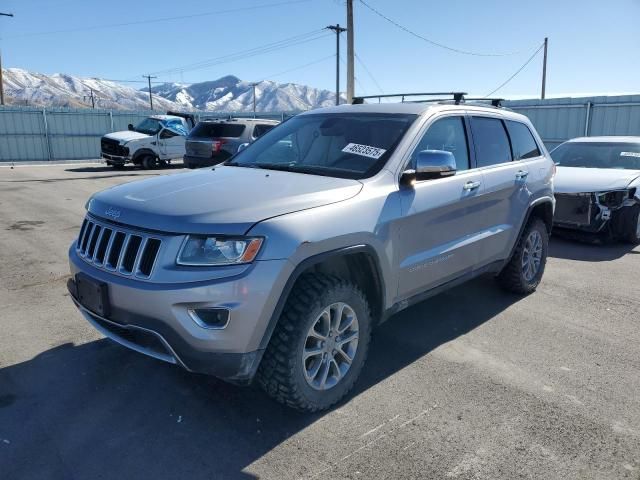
[100,113,195,169]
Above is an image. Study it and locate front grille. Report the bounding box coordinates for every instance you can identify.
[101,137,128,157]
[555,193,593,225]
[76,216,162,279]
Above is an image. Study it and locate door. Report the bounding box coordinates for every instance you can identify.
[158,128,186,159]
[469,116,539,264]
[396,115,486,300]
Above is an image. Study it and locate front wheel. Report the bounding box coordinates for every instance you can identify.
[618,205,640,245]
[497,217,549,294]
[141,155,157,169]
[257,274,372,412]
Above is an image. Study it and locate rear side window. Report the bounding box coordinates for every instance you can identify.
[506,121,541,160]
[190,123,246,138]
[410,116,470,170]
[253,124,275,138]
[470,117,512,167]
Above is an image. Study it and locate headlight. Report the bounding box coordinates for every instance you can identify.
[177,236,263,266]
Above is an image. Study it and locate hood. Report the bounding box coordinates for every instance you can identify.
[103,130,152,143]
[554,166,640,193]
[87,166,363,235]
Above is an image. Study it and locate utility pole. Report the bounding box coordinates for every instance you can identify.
[346,0,355,103]
[0,12,14,106]
[326,24,347,105]
[142,75,157,110]
[84,87,96,109]
[541,37,548,100]
[250,82,259,117]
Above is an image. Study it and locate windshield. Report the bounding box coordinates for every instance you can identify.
[226,113,417,179]
[134,118,163,135]
[190,123,246,138]
[552,142,640,170]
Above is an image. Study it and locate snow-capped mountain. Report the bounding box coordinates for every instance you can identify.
[3,68,180,110]
[2,69,343,112]
[150,75,343,111]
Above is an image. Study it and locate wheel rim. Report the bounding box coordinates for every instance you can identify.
[302,302,359,391]
[522,230,543,282]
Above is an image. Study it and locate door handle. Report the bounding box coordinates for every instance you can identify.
[463,180,481,191]
[515,170,529,180]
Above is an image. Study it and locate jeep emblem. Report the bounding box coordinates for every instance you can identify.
[104,207,121,220]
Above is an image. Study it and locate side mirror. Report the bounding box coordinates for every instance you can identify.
[127,124,134,131]
[402,150,457,185]
[237,142,250,153]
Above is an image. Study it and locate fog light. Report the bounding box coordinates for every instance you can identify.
[188,308,230,329]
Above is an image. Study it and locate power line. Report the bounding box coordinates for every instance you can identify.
[261,54,336,81]
[359,0,520,57]
[484,43,545,97]
[2,0,311,39]
[354,52,384,94]
[146,30,332,77]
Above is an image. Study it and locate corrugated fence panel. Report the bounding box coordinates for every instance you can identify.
[0,108,48,162]
[1,99,639,162]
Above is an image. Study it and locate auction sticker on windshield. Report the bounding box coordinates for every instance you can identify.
[342,143,386,159]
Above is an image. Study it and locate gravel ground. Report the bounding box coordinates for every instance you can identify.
[1,164,639,480]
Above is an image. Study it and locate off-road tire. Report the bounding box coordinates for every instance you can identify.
[141,155,157,169]
[497,217,548,294]
[257,274,372,412]
[618,204,640,245]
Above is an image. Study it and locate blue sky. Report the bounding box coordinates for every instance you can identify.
[0,0,639,98]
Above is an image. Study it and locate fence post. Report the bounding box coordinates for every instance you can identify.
[109,110,114,132]
[584,101,592,137]
[42,108,52,161]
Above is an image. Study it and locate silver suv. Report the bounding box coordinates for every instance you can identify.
[184,118,280,168]
[68,93,555,411]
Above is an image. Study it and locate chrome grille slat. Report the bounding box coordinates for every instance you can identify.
[75,216,162,280]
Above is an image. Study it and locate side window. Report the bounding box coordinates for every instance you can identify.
[253,124,275,138]
[160,129,178,139]
[505,121,541,160]
[470,117,512,167]
[410,116,470,171]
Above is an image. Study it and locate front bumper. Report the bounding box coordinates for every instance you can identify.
[102,153,131,164]
[553,192,631,233]
[68,245,293,383]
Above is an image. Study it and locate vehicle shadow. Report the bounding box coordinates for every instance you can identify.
[548,235,639,262]
[0,278,519,480]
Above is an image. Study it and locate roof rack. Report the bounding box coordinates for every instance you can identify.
[463,98,505,107]
[352,92,467,105]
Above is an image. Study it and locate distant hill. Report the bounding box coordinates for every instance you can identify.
[3,68,344,112]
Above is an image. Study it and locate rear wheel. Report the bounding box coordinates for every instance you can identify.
[497,217,548,294]
[257,274,371,412]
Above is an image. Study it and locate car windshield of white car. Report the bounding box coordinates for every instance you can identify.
[552,142,640,170]
[226,113,418,179]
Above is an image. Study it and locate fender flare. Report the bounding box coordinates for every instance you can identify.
[504,196,554,266]
[257,244,386,352]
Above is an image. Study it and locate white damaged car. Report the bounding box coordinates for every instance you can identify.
[551,136,640,244]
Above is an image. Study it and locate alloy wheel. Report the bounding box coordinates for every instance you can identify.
[522,230,543,282]
[302,302,359,391]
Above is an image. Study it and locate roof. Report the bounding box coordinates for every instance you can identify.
[149,115,184,121]
[566,136,640,144]
[300,101,531,123]
[199,117,280,124]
